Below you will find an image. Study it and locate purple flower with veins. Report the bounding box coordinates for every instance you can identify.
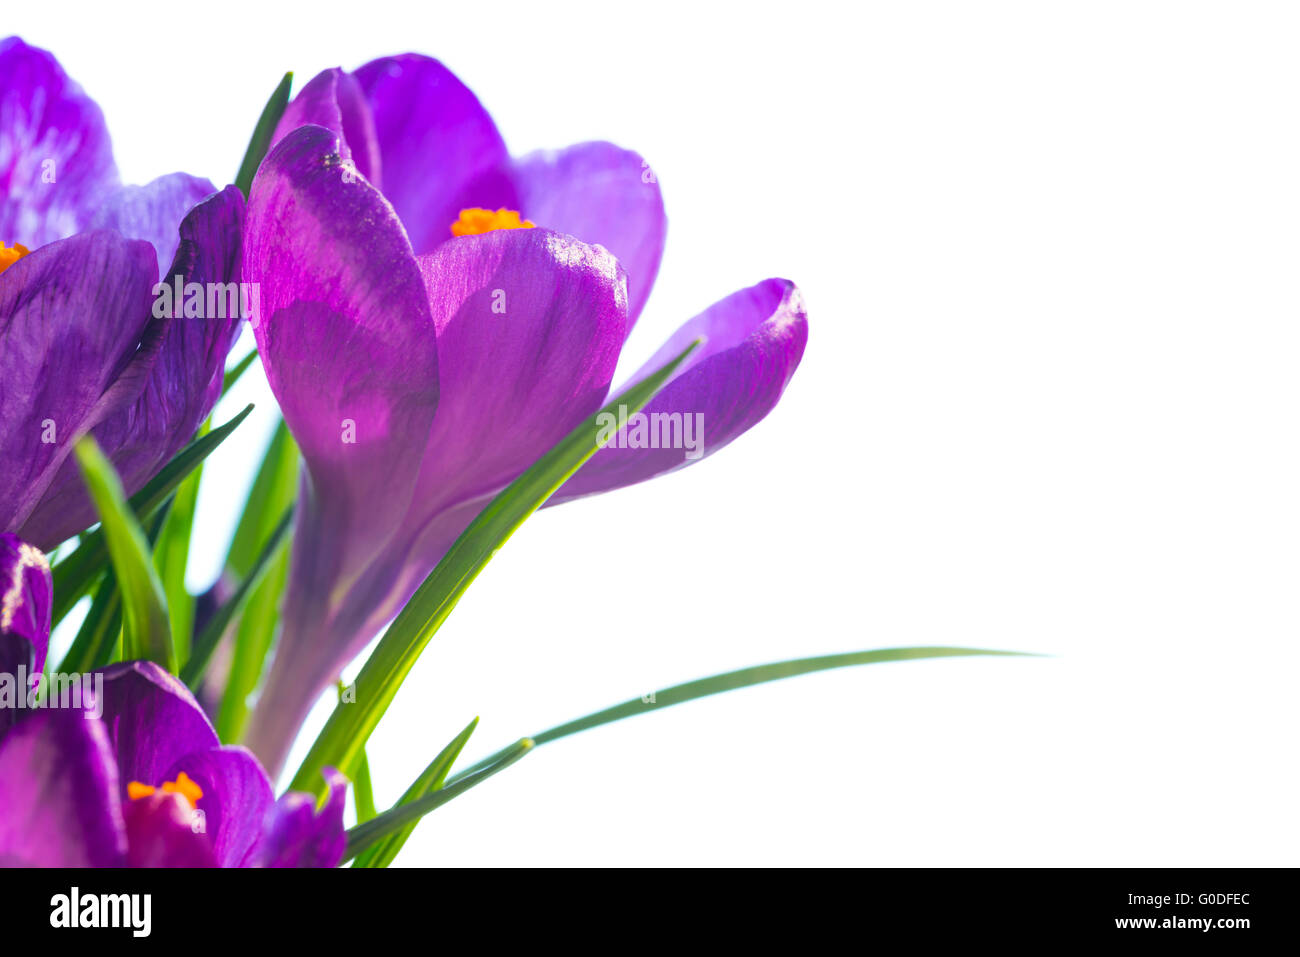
[0,532,51,739]
[0,37,244,549]
[0,536,347,867]
[241,56,808,771]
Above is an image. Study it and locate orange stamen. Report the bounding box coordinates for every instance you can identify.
[450,207,535,237]
[127,771,203,810]
[0,242,30,275]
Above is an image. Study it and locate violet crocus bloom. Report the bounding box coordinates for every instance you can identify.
[242,58,808,772]
[0,536,348,867]
[0,532,51,739]
[0,37,244,550]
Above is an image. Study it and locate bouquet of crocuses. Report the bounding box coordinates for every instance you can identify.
[0,37,1011,868]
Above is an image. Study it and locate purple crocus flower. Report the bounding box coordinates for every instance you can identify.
[0,532,51,738]
[241,57,808,771]
[0,535,347,867]
[0,37,244,549]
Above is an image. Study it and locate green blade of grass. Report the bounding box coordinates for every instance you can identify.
[73,438,173,671]
[352,717,479,868]
[215,420,300,742]
[221,349,259,396]
[180,506,293,688]
[154,420,209,665]
[57,508,172,673]
[289,341,700,796]
[50,403,254,624]
[56,568,122,674]
[234,72,293,198]
[344,647,1033,859]
[342,737,533,864]
[215,547,288,743]
[454,647,1032,786]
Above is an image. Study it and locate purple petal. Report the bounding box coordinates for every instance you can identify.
[551,278,808,503]
[0,37,120,248]
[90,172,217,275]
[0,230,159,542]
[272,68,382,187]
[0,708,126,866]
[162,745,272,867]
[257,767,348,868]
[245,125,438,609]
[0,533,51,674]
[245,229,626,773]
[19,188,245,548]
[122,791,216,867]
[0,533,52,735]
[511,142,666,328]
[354,54,515,255]
[96,661,219,795]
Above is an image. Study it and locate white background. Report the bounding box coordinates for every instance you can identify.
[12,1,1300,865]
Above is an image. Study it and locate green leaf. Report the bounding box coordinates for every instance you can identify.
[58,509,171,673]
[180,506,293,688]
[215,420,300,742]
[215,547,288,743]
[221,350,259,396]
[234,72,293,198]
[346,647,1030,848]
[533,646,1029,747]
[50,404,254,624]
[289,340,701,796]
[352,717,478,868]
[447,647,1031,793]
[57,568,122,673]
[73,438,174,671]
[352,752,377,825]
[342,737,532,865]
[335,681,377,826]
[154,420,209,664]
[224,420,299,578]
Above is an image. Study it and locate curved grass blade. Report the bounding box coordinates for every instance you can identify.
[235,72,293,198]
[50,404,255,624]
[352,753,376,825]
[342,737,533,865]
[335,681,376,826]
[533,646,1030,746]
[216,420,300,742]
[154,420,209,663]
[289,341,701,796]
[56,569,122,674]
[221,349,259,396]
[224,420,299,578]
[57,509,171,674]
[343,647,1034,857]
[215,546,288,742]
[180,506,293,687]
[352,717,478,868]
[448,647,1033,788]
[73,438,173,671]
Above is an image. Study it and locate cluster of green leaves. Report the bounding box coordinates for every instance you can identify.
[42,74,1028,867]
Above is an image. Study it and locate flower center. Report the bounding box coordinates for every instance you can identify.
[450,207,535,237]
[0,242,30,275]
[127,771,203,810]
